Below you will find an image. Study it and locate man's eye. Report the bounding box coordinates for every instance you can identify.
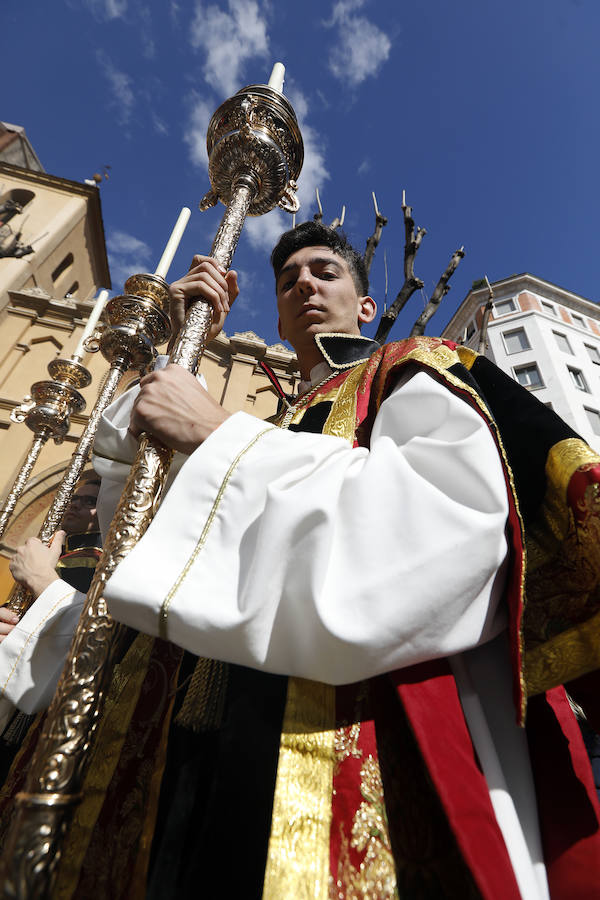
[319,271,336,280]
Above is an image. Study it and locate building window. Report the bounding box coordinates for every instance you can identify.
[51,252,74,284]
[514,363,543,390]
[65,282,79,297]
[540,300,556,316]
[465,321,476,341]
[584,344,600,365]
[553,331,573,354]
[503,328,530,354]
[493,297,517,316]
[568,367,589,392]
[571,313,587,329]
[585,407,600,435]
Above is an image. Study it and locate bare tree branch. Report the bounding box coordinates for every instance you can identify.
[330,205,346,230]
[363,192,388,276]
[313,188,323,223]
[374,199,426,344]
[409,246,465,337]
[477,276,494,355]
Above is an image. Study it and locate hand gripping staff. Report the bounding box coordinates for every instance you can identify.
[0,68,303,898]
[1,208,190,624]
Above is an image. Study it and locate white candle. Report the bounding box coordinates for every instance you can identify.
[154,207,192,280]
[267,62,285,93]
[73,289,109,359]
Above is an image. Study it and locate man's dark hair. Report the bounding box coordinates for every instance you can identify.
[80,475,101,489]
[271,222,369,296]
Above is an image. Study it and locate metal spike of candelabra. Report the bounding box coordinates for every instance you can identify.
[0,71,303,896]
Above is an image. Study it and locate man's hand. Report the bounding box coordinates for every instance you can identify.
[168,255,239,351]
[9,531,64,600]
[129,365,231,454]
[0,607,20,643]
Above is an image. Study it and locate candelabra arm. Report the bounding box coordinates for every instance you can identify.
[5,361,128,618]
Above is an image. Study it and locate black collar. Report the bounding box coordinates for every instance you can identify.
[64,531,102,552]
[314,333,381,370]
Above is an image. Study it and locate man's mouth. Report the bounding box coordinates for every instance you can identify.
[298,304,324,318]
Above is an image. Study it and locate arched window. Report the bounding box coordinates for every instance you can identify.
[0,188,35,226]
[52,252,74,284]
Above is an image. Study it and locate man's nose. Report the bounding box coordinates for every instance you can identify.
[296,268,316,295]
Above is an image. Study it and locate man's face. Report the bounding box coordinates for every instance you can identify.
[62,482,100,535]
[276,246,375,353]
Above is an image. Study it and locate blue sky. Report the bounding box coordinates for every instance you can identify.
[3,0,599,347]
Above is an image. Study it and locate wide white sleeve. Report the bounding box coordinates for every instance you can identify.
[104,369,510,684]
[92,356,204,536]
[0,580,85,726]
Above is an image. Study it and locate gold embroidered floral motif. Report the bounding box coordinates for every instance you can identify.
[330,756,399,900]
[334,722,362,773]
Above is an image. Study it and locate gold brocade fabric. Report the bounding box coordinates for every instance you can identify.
[262,678,336,900]
[523,439,600,695]
[322,362,367,444]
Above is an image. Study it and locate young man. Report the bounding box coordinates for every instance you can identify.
[5,476,102,603]
[3,224,600,897]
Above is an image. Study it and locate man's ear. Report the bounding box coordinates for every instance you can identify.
[357,295,377,326]
[277,316,286,341]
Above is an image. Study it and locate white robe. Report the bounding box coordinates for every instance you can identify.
[0,362,549,898]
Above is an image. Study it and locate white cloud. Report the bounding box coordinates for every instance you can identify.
[79,0,127,19]
[139,6,156,58]
[104,0,127,16]
[184,93,214,167]
[96,52,135,124]
[244,85,330,253]
[152,113,169,136]
[326,0,391,87]
[189,0,270,97]
[357,158,370,176]
[231,267,260,318]
[107,231,152,287]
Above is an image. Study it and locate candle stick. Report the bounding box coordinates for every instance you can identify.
[73,289,109,360]
[154,206,192,279]
[267,62,285,93]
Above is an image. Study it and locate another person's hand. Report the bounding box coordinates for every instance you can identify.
[8,531,64,600]
[168,256,239,351]
[0,607,20,643]
[129,365,231,454]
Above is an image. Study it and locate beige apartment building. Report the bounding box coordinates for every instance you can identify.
[0,124,298,599]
